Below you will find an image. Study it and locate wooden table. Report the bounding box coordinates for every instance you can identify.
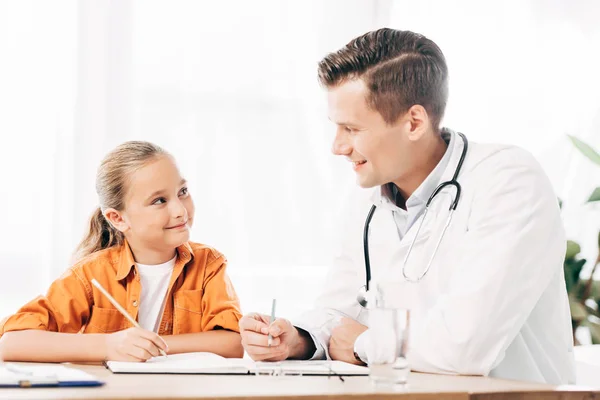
[1,363,598,400]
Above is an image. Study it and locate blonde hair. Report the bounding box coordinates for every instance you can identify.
[73,141,168,262]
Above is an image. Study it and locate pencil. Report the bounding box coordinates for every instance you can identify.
[268,298,276,347]
[91,278,168,357]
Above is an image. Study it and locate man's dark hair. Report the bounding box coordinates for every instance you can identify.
[318,28,448,130]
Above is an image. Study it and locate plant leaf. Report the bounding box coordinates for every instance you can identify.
[589,279,600,300]
[583,319,600,345]
[566,259,587,294]
[584,301,600,319]
[566,240,581,260]
[570,299,588,321]
[574,280,584,299]
[568,135,600,166]
[588,187,600,203]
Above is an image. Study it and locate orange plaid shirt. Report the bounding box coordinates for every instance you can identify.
[0,241,241,336]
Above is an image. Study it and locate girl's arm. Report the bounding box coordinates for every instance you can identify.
[0,330,106,362]
[192,255,244,358]
[163,330,243,358]
[0,327,168,362]
[0,267,97,362]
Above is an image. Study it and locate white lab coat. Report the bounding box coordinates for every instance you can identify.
[296,134,575,384]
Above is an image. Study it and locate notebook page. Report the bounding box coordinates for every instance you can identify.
[106,352,252,374]
[252,360,368,376]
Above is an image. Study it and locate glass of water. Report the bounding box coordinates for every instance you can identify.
[366,307,410,386]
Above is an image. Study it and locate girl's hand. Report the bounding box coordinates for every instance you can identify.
[104,327,168,362]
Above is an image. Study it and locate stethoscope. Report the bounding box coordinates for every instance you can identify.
[357,132,468,308]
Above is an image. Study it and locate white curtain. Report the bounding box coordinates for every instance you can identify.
[1,0,599,321]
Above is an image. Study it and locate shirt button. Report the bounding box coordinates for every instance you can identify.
[132,300,138,307]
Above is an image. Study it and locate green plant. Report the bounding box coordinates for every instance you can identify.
[564,135,600,344]
[567,135,600,202]
[565,237,600,344]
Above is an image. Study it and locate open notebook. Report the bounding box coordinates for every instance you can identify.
[0,363,104,388]
[105,352,368,376]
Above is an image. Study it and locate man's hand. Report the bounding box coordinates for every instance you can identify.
[329,317,368,365]
[239,313,314,361]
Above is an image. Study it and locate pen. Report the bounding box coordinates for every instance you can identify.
[91,278,168,357]
[268,298,276,347]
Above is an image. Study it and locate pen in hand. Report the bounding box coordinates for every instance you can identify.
[91,278,168,357]
[268,298,276,347]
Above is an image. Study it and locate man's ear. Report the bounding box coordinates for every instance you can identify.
[405,105,430,141]
[103,208,129,233]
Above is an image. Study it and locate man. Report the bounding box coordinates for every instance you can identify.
[239,28,574,384]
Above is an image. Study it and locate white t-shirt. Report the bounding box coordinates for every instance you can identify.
[136,256,176,332]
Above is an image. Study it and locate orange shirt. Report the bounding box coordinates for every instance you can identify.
[0,241,241,337]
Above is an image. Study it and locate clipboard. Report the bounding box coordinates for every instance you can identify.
[0,363,104,388]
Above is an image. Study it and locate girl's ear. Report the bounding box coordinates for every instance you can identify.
[103,208,130,233]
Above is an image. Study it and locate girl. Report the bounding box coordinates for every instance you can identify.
[0,141,243,362]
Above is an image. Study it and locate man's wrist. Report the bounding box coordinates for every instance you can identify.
[290,327,316,360]
[353,329,369,365]
[353,350,364,364]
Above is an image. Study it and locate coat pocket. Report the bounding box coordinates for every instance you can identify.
[173,289,203,334]
[83,306,126,333]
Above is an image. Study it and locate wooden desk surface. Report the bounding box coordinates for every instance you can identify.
[1,363,598,400]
